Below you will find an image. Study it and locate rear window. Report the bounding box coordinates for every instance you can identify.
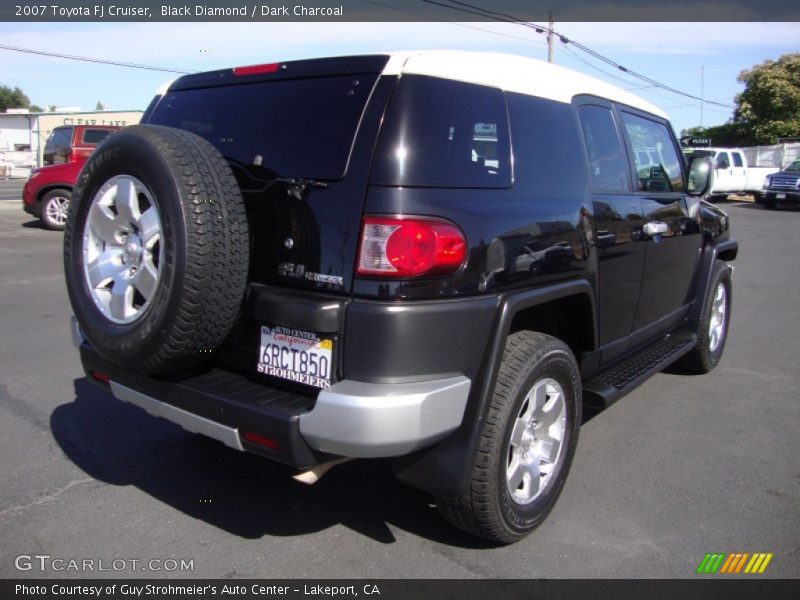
[148,74,378,180]
[43,127,74,166]
[370,75,512,188]
[82,129,113,145]
[577,105,630,192]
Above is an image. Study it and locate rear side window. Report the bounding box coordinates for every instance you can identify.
[621,112,684,193]
[148,74,378,180]
[577,105,630,192]
[43,127,74,165]
[370,75,511,188]
[732,152,744,167]
[82,129,112,145]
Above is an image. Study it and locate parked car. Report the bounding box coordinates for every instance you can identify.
[683,147,778,201]
[762,159,800,208]
[64,51,735,544]
[22,125,120,229]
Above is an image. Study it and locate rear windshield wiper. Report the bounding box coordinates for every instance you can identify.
[226,158,329,199]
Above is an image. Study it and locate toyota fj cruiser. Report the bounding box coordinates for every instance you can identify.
[64,51,736,544]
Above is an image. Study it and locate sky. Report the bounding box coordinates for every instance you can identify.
[1,20,798,135]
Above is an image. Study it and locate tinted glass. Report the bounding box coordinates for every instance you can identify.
[370,75,511,188]
[621,112,684,193]
[732,152,744,167]
[787,160,800,172]
[82,129,112,144]
[43,127,73,165]
[716,152,730,169]
[577,105,630,192]
[148,74,378,179]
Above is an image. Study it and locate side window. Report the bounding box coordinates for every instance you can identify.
[716,152,730,169]
[43,127,74,166]
[732,152,744,167]
[82,129,112,145]
[577,105,630,192]
[620,112,684,193]
[371,75,512,188]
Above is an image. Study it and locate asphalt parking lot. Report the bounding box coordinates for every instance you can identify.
[0,197,797,579]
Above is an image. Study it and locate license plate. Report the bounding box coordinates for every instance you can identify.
[776,193,786,199]
[257,326,333,389]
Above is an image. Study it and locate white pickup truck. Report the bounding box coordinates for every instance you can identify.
[684,147,779,200]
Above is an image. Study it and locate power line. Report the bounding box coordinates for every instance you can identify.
[416,0,735,109]
[0,44,191,74]
[560,44,731,113]
[358,0,546,46]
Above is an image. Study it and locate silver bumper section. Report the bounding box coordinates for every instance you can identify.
[109,381,245,451]
[299,376,471,458]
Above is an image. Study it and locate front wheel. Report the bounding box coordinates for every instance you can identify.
[40,188,71,230]
[679,260,732,373]
[436,331,581,544]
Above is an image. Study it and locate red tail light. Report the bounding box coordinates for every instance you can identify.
[233,62,280,76]
[91,371,110,384]
[242,431,280,451]
[357,216,467,278]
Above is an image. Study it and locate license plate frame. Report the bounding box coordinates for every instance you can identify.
[257,325,334,389]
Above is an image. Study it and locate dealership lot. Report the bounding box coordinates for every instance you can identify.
[0,198,797,578]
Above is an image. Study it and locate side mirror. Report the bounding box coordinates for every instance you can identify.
[686,156,713,197]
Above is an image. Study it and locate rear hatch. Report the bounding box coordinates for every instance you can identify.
[145,55,394,295]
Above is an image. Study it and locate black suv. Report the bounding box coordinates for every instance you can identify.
[64,52,736,544]
[763,159,800,208]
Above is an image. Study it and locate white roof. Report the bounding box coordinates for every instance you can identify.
[382,50,667,119]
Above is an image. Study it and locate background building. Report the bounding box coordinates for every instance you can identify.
[0,109,142,176]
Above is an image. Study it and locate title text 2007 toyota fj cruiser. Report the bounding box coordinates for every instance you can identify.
[64,52,736,543]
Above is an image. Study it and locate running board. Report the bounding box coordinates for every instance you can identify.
[583,330,697,408]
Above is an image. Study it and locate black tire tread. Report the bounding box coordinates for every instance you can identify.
[436,331,579,544]
[66,124,249,374]
[678,260,730,374]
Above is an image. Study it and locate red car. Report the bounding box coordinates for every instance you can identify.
[23,125,120,230]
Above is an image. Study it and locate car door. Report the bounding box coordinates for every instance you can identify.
[713,151,734,193]
[618,109,702,332]
[730,151,747,191]
[575,99,645,348]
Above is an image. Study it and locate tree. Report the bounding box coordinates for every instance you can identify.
[0,84,31,112]
[95,101,106,110]
[29,104,43,113]
[681,53,800,147]
[734,53,800,145]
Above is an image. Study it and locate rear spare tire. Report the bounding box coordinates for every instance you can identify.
[64,125,249,374]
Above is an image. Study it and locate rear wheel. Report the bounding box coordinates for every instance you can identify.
[40,188,71,230]
[436,331,581,544]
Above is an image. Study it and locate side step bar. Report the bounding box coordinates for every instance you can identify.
[583,330,697,408]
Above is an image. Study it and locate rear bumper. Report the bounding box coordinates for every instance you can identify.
[73,316,470,466]
[299,377,469,457]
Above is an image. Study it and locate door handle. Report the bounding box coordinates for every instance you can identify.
[643,221,669,237]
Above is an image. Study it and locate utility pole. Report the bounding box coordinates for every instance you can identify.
[700,65,705,127]
[547,10,554,63]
